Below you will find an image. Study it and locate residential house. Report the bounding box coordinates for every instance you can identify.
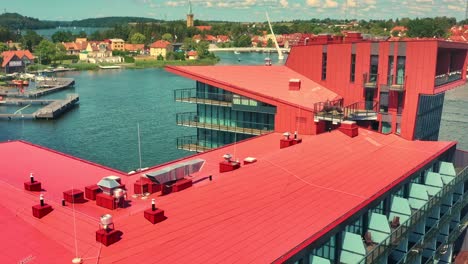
[80,41,122,63]
[390,26,408,37]
[62,38,88,55]
[109,39,125,51]
[1,50,34,73]
[150,40,173,59]
[448,25,468,42]
[216,35,230,44]
[187,50,198,60]
[193,34,217,44]
[124,43,145,54]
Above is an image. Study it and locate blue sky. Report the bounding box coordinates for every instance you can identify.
[2,0,466,22]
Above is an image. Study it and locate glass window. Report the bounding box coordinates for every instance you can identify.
[396,56,406,85]
[321,53,327,80]
[387,55,394,85]
[350,54,356,83]
[369,55,379,82]
[379,92,389,113]
[381,122,392,134]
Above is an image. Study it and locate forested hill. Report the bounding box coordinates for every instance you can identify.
[69,17,162,27]
[0,13,56,29]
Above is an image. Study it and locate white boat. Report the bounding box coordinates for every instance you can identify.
[99,65,121,69]
[234,50,240,55]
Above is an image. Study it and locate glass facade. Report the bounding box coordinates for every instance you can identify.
[301,157,467,264]
[350,54,356,83]
[322,53,327,80]
[175,82,276,151]
[414,93,445,141]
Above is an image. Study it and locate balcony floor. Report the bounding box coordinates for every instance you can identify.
[177,143,212,153]
[176,97,232,107]
[177,121,271,136]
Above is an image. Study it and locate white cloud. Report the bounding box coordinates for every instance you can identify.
[362,0,376,4]
[447,4,461,10]
[306,0,321,7]
[324,0,338,8]
[346,0,357,8]
[280,0,289,8]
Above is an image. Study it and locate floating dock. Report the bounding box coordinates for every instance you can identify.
[0,94,79,120]
[0,78,75,98]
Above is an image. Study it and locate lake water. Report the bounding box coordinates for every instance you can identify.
[0,52,466,172]
[34,27,108,39]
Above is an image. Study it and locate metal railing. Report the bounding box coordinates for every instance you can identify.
[358,166,468,264]
[363,73,379,89]
[388,74,406,91]
[176,135,213,153]
[343,101,379,120]
[174,88,233,106]
[176,112,274,136]
[435,70,463,87]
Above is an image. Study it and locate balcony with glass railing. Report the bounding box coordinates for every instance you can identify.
[363,73,379,89]
[434,70,463,87]
[176,135,213,153]
[388,74,406,92]
[355,164,468,264]
[174,88,233,106]
[176,112,274,136]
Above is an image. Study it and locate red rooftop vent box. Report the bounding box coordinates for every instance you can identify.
[289,79,301,91]
[339,121,359,138]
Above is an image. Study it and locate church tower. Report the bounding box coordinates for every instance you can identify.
[186,0,194,28]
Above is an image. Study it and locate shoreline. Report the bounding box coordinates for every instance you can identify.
[26,57,220,72]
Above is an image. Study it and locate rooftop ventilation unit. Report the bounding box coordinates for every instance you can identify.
[97,177,121,195]
[145,158,205,184]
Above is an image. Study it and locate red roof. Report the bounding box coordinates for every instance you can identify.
[150,40,171,48]
[166,65,340,110]
[0,131,455,263]
[124,43,144,51]
[391,26,408,32]
[196,25,212,31]
[187,50,198,56]
[1,50,34,67]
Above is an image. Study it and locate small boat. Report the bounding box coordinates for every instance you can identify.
[99,65,121,69]
[234,50,240,55]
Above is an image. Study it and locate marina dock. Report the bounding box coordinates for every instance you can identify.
[0,78,75,98]
[0,94,79,120]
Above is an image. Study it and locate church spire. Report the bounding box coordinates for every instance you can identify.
[188,0,193,15]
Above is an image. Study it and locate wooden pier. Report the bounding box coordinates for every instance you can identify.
[0,78,75,98]
[0,94,79,120]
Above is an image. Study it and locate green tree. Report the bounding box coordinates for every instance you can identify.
[0,26,14,42]
[195,41,209,58]
[0,42,8,53]
[51,31,73,43]
[182,37,196,51]
[130,32,146,44]
[266,38,274,48]
[161,33,173,42]
[21,30,43,51]
[35,39,57,65]
[157,54,164,60]
[54,43,67,64]
[234,35,251,47]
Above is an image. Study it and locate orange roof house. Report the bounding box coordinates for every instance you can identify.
[1,50,35,73]
[150,40,173,59]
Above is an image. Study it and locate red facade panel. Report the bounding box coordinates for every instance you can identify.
[286,45,323,81]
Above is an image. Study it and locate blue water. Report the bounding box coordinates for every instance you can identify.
[0,52,467,172]
[34,27,108,39]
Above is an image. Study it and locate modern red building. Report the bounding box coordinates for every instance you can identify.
[168,36,468,153]
[1,35,468,264]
